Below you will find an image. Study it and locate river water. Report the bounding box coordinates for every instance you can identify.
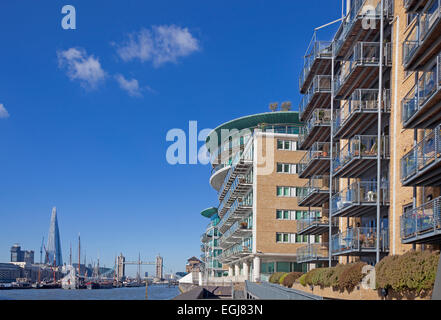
[0,285,180,300]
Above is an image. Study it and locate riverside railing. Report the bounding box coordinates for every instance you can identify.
[401,54,441,124]
[331,180,390,215]
[401,124,441,182]
[333,135,390,173]
[333,89,391,135]
[331,227,389,254]
[403,0,441,66]
[401,196,441,240]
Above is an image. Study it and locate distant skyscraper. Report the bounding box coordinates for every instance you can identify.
[45,207,63,266]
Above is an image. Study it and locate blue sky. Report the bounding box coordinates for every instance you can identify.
[0,0,341,275]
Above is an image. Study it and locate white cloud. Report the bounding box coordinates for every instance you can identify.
[115,74,142,97]
[116,25,200,67]
[0,104,9,119]
[57,48,106,89]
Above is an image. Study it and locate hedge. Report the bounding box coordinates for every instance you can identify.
[298,262,367,292]
[376,250,439,293]
[281,272,303,287]
[269,272,287,284]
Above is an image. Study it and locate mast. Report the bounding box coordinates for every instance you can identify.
[78,233,81,277]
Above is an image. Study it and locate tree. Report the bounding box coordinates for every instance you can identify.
[281,101,292,111]
[269,102,279,112]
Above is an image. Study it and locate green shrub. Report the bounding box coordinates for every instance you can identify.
[269,272,287,284]
[337,262,367,292]
[281,272,303,287]
[376,250,439,293]
[279,273,289,285]
[299,274,307,287]
[328,264,348,288]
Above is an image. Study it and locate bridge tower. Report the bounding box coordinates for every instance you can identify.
[117,253,125,281]
[155,255,163,280]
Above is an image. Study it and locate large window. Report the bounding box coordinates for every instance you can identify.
[276,233,310,243]
[276,163,297,174]
[277,139,297,151]
[276,186,297,197]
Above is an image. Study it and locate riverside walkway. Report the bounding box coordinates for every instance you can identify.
[244,281,324,300]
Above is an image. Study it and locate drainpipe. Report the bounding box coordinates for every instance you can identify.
[376,0,384,265]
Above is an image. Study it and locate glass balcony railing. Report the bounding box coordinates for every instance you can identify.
[296,210,335,234]
[219,217,253,245]
[335,42,392,95]
[333,89,391,136]
[218,240,253,262]
[401,124,441,182]
[217,195,253,232]
[298,142,332,175]
[298,176,330,204]
[299,109,332,147]
[299,40,333,91]
[333,135,390,174]
[401,196,441,240]
[403,0,441,66]
[331,227,389,254]
[331,180,390,215]
[334,0,394,57]
[402,54,441,125]
[297,243,333,263]
[299,75,332,120]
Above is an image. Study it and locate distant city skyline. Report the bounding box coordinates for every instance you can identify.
[0,0,341,275]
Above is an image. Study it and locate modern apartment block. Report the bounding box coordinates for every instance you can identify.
[200,112,323,282]
[296,0,441,269]
[200,208,225,278]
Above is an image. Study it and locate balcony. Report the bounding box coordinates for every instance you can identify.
[299,75,332,122]
[331,180,389,218]
[297,176,330,207]
[334,0,394,59]
[296,243,337,264]
[402,55,441,128]
[331,227,389,256]
[298,142,333,179]
[404,0,430,12]
[401,196,441,243]
[403,0,441,70]
[333,135,390,178]
[219,219,253,249]
[335,42,392,99]
[218,197,253,234]
[299,109,332,150]
[299,40,333,94]
[218,243,252,264]
[296,210,338,235]
[333,89,391,139]
[401,124,441,186]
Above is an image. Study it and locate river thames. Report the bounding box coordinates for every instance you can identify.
[0,285,180,300]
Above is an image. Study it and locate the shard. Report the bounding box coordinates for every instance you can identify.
[45,207,63,266]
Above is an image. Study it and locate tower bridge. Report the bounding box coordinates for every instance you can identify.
[116,253,163,281]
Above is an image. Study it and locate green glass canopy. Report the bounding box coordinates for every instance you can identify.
[200,207,218,218]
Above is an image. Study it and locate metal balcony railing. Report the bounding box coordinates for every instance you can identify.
[296,243,333,263]
[334,0,394,57]
[219,218,253,246]
[299,75,332,120]
[331,180,390,216]
[298,142,332,174]
[401,124,441,181]
[296,210,335,234]
[217,196,253,232]
[401,196,441,240]
[218,242,252,262]
[333,89,391,135]
[331,227,389,254]
[299,40,333,91]
[402,54,441,125]
[299,109,332,147]
[333,135,390,174]
[297,176,330,204]
[335,42,392,94]
[403,0,441,66]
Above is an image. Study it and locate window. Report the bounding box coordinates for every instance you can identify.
[276,186,297,197]
[276,233,295,243]
[294,234,310,243]
[277,139,297,151]
[276,210,298,220]
[276,163,297,174]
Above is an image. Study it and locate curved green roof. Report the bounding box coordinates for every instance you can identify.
[200,207,218,218]
[205,111,302,147]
